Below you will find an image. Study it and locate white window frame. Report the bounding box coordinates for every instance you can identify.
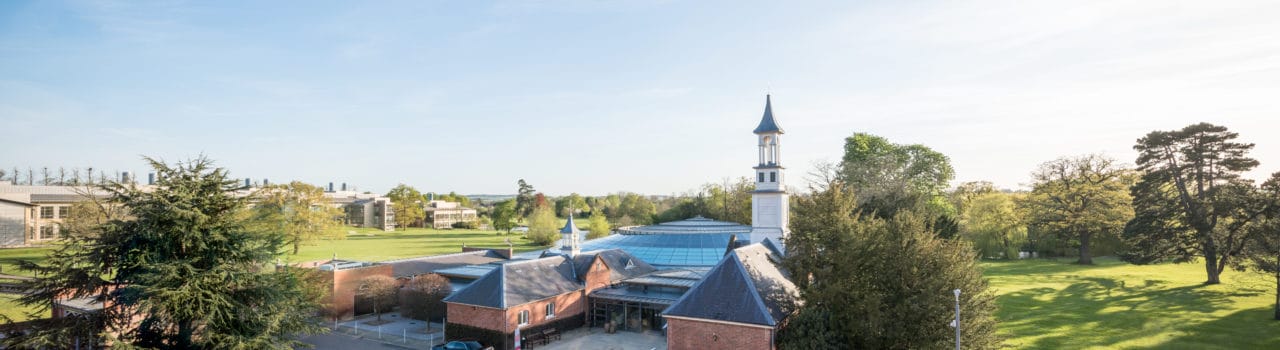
[518,310,530,325]
[545,302,555,318]
[40,206,54,219]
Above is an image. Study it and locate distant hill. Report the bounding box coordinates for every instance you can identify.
[466,194,516,202]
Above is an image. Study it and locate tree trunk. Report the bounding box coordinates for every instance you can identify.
[1274,263,1280,320]
[293,240,300,255]
[1204,251,1221,284]
[1077,232,1093,265]
[1203,232,1221,284]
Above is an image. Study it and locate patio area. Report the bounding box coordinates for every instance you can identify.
[536,327,666,350]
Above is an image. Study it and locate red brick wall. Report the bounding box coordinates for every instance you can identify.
[325,264,394,320]
[447,303,508,331]
[583,256,612,294]
[447,290,586,334]
[666,317,775,350]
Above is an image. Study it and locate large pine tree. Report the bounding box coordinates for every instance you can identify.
[6,157,325,349]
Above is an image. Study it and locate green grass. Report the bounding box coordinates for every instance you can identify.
[289,226,548,263]
[0,292,42,322]
[0,246,52,278]
[983,257,1280,349]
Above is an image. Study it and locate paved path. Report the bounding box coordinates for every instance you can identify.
[537,327,666,350]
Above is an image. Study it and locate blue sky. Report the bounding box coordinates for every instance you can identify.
[3,0,1279,196]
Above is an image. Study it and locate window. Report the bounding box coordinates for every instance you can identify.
[758,172,764,182]
[39,226,54,240]
[58,206,70,218]
[545,302,555,318]
[770,172,777,182]
[518,310,530,325]
[40,207,54,219]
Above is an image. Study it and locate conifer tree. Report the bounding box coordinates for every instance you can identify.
[5,157,325,349]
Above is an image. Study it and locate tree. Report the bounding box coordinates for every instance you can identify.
[1123,123,1273,284]
[491,200,518,233]
[704,177,754,224]
[617,193,656,225]
[5,157,324,349]
[358,275,400,322]
[840,133,956,219]
[1023,155,1134,264]
[964,192,1027,259]
[1245,173,1280,319]
[516,179,536,217]
[400,274,452,322]
[253,181,343,255]
[386,184,425,230]
[587,213,611,239]
[784,179,1000,349]
[555,193,589,217]
[950,181,996,217]
[526,206,560,246]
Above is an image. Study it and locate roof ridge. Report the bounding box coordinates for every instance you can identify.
[498,263,508,308]
[730,250,778,326]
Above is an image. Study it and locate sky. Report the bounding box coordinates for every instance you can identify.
[3,0,1279,196]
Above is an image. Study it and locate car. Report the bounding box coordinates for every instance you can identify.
[431,340,488,350]
[511,226,530,233]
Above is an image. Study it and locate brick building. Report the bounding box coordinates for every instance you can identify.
[663,242,799,350]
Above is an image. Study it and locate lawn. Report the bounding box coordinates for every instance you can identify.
[0,246,52,278]
[983,257,1280,349]
[0,292,41,322]
[288,227,549,263]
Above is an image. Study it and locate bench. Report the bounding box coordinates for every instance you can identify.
[542,328,560,341]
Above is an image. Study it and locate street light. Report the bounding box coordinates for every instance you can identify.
[953,288,961,350]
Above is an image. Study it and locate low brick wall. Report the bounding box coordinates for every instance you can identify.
[665,316,774,350]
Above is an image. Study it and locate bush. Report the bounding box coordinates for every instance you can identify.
[451,220,479,229]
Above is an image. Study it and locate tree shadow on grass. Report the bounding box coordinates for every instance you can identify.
[998,275,1264,349]
[1158,306,1280,349]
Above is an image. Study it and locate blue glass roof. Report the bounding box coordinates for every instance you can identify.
[576,233,732,267]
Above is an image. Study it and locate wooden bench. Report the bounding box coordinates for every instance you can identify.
[542,328,560,341]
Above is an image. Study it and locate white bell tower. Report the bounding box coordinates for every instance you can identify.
[751,95,789,245]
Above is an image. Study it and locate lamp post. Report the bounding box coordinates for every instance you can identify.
[953,289,962,350]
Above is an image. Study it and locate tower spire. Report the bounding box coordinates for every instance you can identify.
[753,94,784,134]
[560,212,581,257]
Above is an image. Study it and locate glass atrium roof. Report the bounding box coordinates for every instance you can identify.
[576,233,732,267]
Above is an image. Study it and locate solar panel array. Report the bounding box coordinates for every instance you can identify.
[579,233,732,267]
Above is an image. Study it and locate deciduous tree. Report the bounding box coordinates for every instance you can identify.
[526,206,560,246]
[386,184,425,230]
[1123,123,1273,284]
[587,213,611,239]
[400,274,452,322]
[254,181,343,255]
[491,199,518,233]
[840,133,956,219]
[358,275,399,322]
[964,192,1027,259]
[1024,155,1134,264]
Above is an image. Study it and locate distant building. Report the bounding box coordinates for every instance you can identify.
[0,183,111,246]
[324,191,395,231]
[424,200,478,229]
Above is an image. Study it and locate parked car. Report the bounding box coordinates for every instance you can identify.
[431,340,488,350]
[511,226,530,233]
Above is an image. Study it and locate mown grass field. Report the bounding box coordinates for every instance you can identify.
[288,226,548,263]
[983,257,1280,349]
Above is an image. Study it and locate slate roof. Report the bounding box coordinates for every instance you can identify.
[752,95,784,134]
[662,243,800,327]
[444,255,581,308]
[386,250,508,278]
[560,214,581,234]
[573,249,657,282]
